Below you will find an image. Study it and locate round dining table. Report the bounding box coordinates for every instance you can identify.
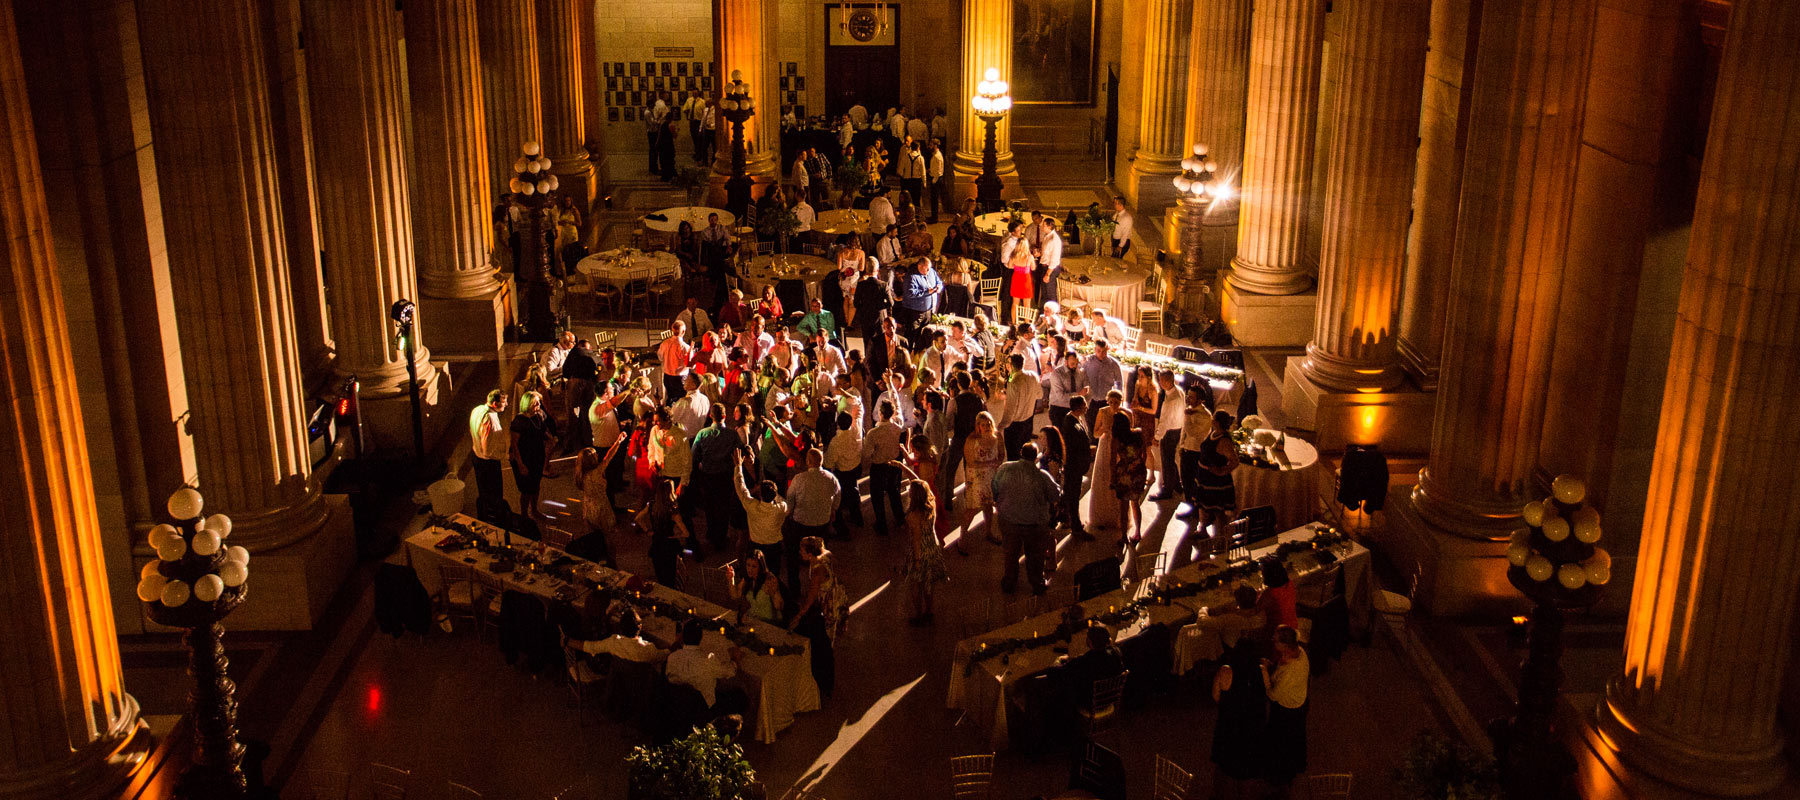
[1054,255,1151,324]
[641,206,734,234]
[813,208,874,237]
[1234,430,1322,532]
[971,211,1014,238]
[738,253,837,309]
[575,249,681,288]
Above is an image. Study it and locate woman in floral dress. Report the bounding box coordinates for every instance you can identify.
[897,463,948,625]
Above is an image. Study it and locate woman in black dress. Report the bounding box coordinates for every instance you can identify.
[640,480,691,588]
[1210,595,1269,800]
[509,390,557,520]
[1193,409,1242,537]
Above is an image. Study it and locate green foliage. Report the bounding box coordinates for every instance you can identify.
[1392,732,1502,800]
[759,208,802,240]
[672,165,711,191]
[626,726,759,800]
[832,160,868,193]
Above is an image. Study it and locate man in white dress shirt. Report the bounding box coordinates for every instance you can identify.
[925,140,947,223]
[670,373,712,440]
[896,141,926,207]
[867,192,897,248]
[676,297,713,343]
[1111,196,1135,258]
[875,224,904,267]
[658,321,693,403]
[888,105,908,139]
[1036,216,1064,306]
[1151,369,1186,501]
[792,197,815,234]
[999,353,1041,459]
[665,620,744,711]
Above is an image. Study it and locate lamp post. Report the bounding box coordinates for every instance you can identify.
[1496,474,1611,798]
[970,67,1011,213]
[720,70,755,218]
[508,142,560,342]
[1172,144,1225,333]
[137,488,251,798]
[389,298,425,468]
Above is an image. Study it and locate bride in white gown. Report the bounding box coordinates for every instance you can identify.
[1085,389,1127,532]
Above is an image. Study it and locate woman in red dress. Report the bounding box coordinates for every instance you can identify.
[1006,243,1035,303]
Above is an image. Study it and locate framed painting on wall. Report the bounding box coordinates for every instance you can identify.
[1012,0,1098,105]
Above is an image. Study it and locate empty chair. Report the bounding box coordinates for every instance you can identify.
[1074,556,1123,601]
[1131,551,1167,581]
[1306,773,1354,799]
[563,635,607,726]
[1150,754,1194,800]
[622,267,655,316]
[1144,340,1174,357]
[976,277,1002,306]
[593,329,618,350]
[1076,671,1131,739]
[1120,324,1143,350]
[1137,280,1165,334]
[435,564,481,634]
[1069,739,1128,800]
[472,569,506,642]
[1013,303,1035,327]
[541,526,575,551]
[949,753,996,800]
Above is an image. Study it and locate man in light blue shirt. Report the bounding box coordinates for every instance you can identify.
[1080,339,1125,429]
[991,442,1061,595]
[894,255,943,343]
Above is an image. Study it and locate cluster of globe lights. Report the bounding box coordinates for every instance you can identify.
[1506,474,1612,591]
[1173,143,1224,199]
[509,141,559,196]
[972,68,1012,117]
[721,69,755,112]
[137,488,249,608]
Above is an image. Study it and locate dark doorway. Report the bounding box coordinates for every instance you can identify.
[824,12,900,117]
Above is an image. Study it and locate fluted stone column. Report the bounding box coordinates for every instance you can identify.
[712,0,779,184]
[537,0,594,206]
[1124,0,1190,218]
[1397,0,1479,388]
[1293,0,1428,393]
[1178,0,1252,277]
[0,3,151,791]
[306,0,436,405]
[953,0,1015,180]
[1227,0,1325,296]
[476,0,542,201]
[138,0,327,550]
[404,0,508,356]
[1595,2,1800,794]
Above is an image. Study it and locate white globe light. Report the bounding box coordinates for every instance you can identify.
[513,158,528,173]
[156,536,187,562]
[225,545,250,565]
[984,67,1000,82]
[149,524,181,550]
[1194,143,1208,156]
[220,560,249,588]
[1173,175,1192,193]
[546,175,560,191]
[1541,517,1570,542]
[167,487,204,520]
[1571,507,1601,543]
[160,579,191,607]
[204,514,233,539]
[526,160,541,174]
[1587,547,1611,572]
[136,574,166,602]
[536,180,551,194]
[1557,562,1588,590]
[1585,563,1611,586]
[1505,541,1529,567]
[1525,555,1553,582]
[536,157,552,171]
[523,141,540,156]
[192,530,221,556]
[1551,474,1587,504]
[519,183,535,196]
[141,560,164,581]
[1522,501,1545,527]
[194,574,225,603]
[743,97,755,111]
[1204,161,1217,173]
[731,69,744,82]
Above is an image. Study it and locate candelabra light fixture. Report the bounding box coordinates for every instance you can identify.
[720,70,756,217]
[1173,143,1226,331]
[508,142,559,342]
[971,67,1012,212]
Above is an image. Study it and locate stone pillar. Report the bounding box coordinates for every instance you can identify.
[1123,0,1190,219]
[536,0,595,207]
[137,0,327,551]
[1396,0,1481,389]
[0,2,152,791]
[476,0,542,202]
[1594,2,1800,794]
[305,0,438,419]
[1220,0,1325,346]
[952,0,1015,181]
[712,0,779,185]
[404,0,508,357]
[1381,0,1595,614]
[1179,0,1252,278]
[1291,0,1428,393]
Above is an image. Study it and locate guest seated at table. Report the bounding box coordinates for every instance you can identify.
[728,550,786,625]
[1062,305,1089,341]
[1065,624,1125,711]
[1035,301,1064,337]
[701,212,734,249]
[666,619,747,714]
[796,297,837,343]
[1200,583,1267,655]
[903,221,934,258]
[755,284,784,323]
[674,219,703,271]
[576,608,667,663]
[940,223,971,259]
[1089,308,1125,345]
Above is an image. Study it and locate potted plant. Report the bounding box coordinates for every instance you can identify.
[626,725,760,800]
[759,208,802,253]
[673,165,711,205]
[1076,205,1116,257]
[1392,732,1502,800]
[832,160,868,208]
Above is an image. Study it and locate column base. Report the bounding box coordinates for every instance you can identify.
[1124,163,1181,222]
[1588,683,1791,797]
[1161,206,1238,275]
[1280,356,1436,454]
[1219,274,1316,346]
[1564,689,1798,800]
[1369,484,1529,616]
[139,496,355,631]
[358,367,445,456]
[422,282,509,357]
[0,698,152,800]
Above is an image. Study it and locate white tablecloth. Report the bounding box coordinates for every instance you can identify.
[945,523,1366,750]
[404,515,819,743]
[738,254,836,306]
[972,211,1014,238]
[642,206,734,233]
[1235,432,1322,533]
[1055,256,1149,324]
[814,209,874,236]
[576,250,681,288]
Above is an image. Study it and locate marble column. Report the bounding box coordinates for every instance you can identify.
[404,0,508,356]
[0,2,151,792]
[1396,0,1480,388]
[305,0,436,401]
[1405,0,1594,543]
[537,0,595,206]
[476,0,542,202]
[1293,0,1429,392]
[1595,1,1800,793]
[1124,0,1190,218]
[137,0,327,550]
[712,0,780,181]
[952,0,1015,180]
[1179,0,1252,277]
[1227,0,1326,296]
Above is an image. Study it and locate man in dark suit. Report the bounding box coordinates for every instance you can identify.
[852,264,894,353]
[1057,395,1094,540]
[1065,624,1124,711]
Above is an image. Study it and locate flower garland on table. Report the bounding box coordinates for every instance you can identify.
[963,528,1347,674]
[424,515,807,657]
[1067,339,1245,384]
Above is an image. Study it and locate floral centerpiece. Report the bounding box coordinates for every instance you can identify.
[1075,204,1117,255]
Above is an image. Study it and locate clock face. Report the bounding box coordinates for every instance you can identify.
[848,9,880,41]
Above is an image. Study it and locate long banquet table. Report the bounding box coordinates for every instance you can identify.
[945,523,1368,750]
[404,514,820,743]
